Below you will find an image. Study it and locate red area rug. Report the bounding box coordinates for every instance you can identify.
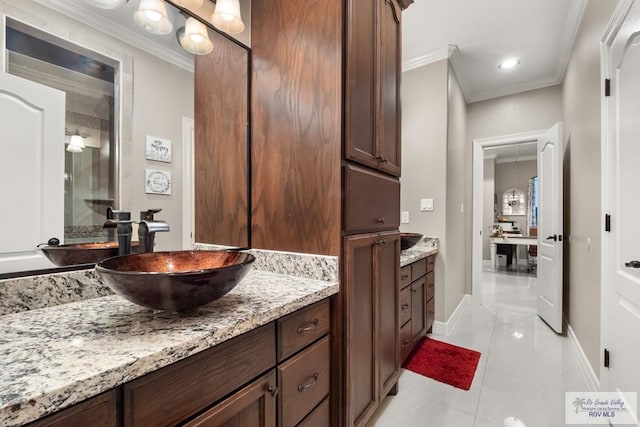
[403,338,481,390]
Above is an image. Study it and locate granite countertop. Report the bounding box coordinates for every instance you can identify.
[400,237,439,267]
[0,269,338,426]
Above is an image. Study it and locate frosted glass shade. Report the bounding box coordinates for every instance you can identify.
[67,134,85,153]
[83,0,128,9]
[172,0,204,7]
[179,18,214,55]
[212,0,245,35]
[134,0,173,35]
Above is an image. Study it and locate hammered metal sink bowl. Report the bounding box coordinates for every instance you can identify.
[95,250,255,312]
[400,233,423,251]
[39,241,139,266]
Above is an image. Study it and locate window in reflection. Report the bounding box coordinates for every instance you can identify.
[6,18,118,244]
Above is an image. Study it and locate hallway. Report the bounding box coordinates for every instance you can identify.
[368,270,592,427]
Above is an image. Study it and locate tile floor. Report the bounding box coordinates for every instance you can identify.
[367,268,593,427]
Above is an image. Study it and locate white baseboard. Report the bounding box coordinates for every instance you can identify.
[432,294,472,336]
[567,322,600,392]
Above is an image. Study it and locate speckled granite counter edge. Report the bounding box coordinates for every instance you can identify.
[0,270,338,426]
[400,237,440,267]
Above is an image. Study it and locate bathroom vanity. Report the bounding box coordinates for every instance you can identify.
[0,260,338,427]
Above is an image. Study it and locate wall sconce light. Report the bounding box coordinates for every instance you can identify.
[212,0,245,35]
[178,17,214,55]
[134,0,174,35]
[82,0,129,9]
[67,131,86,153]
[171,0,204,8]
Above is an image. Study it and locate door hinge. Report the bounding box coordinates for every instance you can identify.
[604,348,610,368]
[605,78,611,97]
[605,214,611,232]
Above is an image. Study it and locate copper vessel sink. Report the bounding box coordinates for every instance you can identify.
[95,250,255,312]
[39,241,139,266]
[400,233,423,251]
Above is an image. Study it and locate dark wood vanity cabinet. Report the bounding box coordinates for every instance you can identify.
[28,301,332,427]
[343,232,400,426]
[345,0,402,177]
[400,255,436,362]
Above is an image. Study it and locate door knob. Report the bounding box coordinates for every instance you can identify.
[545,234,558,241]
[625,260,640,268]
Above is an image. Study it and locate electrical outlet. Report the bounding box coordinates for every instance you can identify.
[401,211,410,224]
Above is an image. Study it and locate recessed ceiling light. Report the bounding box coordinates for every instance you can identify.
[499,58,520,70]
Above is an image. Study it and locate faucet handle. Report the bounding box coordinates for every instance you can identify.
[140,208,162,221]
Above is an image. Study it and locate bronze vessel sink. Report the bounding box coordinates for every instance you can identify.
[400,232,423,251]
[95,250,255,312]
[39,241,139,266]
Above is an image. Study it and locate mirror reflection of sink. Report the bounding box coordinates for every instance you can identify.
[39,242,140,267]
[95,250,256,312]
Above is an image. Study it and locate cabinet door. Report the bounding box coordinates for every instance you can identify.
[344,233,379,426]
[183,371,277,427]
[411,277,426,345]
[377,232,400,398]
[27,390,118,427]
[345,0,378,170]
[376,0,402,177]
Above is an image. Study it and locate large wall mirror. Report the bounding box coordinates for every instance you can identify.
[0,0,251,277]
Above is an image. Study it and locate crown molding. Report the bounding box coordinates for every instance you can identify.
[29,0,194,73]
[468,74,562,103]
[448,45,472,101]
[555,0,587,82]
[402,45,456,73]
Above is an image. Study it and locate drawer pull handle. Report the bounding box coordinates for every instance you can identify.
[401,304,410,310]
[297,319,319,334]
[411,288,417,293]
[402,340,411,348]
[297,373,319,392]
[376,217,386,223]
[401,274,409,279]
[375,239,387,246]
[268,385,279,398]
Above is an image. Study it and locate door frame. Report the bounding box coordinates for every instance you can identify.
[471,130,544,305]
[181,116,195,250]
[599,0,634,391]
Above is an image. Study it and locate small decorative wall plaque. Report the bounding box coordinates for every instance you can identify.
[145,135,172,163]
[145,169,172,195]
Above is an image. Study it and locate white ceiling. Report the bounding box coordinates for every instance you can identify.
[402,0,586,102]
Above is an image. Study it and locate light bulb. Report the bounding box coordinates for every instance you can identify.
[212,0,245,35]
[134,0,173,35]
[178,17,213,55]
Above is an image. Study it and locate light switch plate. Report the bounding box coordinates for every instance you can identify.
[401,211,410,224]
[420,198,434,211]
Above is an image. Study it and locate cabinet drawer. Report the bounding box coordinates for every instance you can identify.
[27,390,118,427]
[400,265,411,287]
[400,286,411,326]
[427,255,435,273]
[183,371,277,427]
[297,398,330,427]
[426,298,435,333]
[277,299,330,362]
[426,271,434,302]
[344,164,400,233]
[123,324,275,427]
[278,336,330,427]
[400,321,412,362]
[411,258,427,281]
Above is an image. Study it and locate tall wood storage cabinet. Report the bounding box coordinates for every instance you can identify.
[251,0,406,425]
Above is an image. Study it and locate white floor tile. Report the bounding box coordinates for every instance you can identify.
[367,269,592,427]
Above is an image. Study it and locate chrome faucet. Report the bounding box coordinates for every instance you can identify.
[103,208,134,255]
[138,209,170,253]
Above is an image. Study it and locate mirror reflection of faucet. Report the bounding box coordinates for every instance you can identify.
[103,208,169,255]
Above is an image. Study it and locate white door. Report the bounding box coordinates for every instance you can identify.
[0,72,65,273]
[536,122,563,333]
[603,1,640,418]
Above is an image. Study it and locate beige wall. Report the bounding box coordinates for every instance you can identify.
[562,0,619,377]
[401,60,448,321]
[445,66,468,317]
[482,158,495,260]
